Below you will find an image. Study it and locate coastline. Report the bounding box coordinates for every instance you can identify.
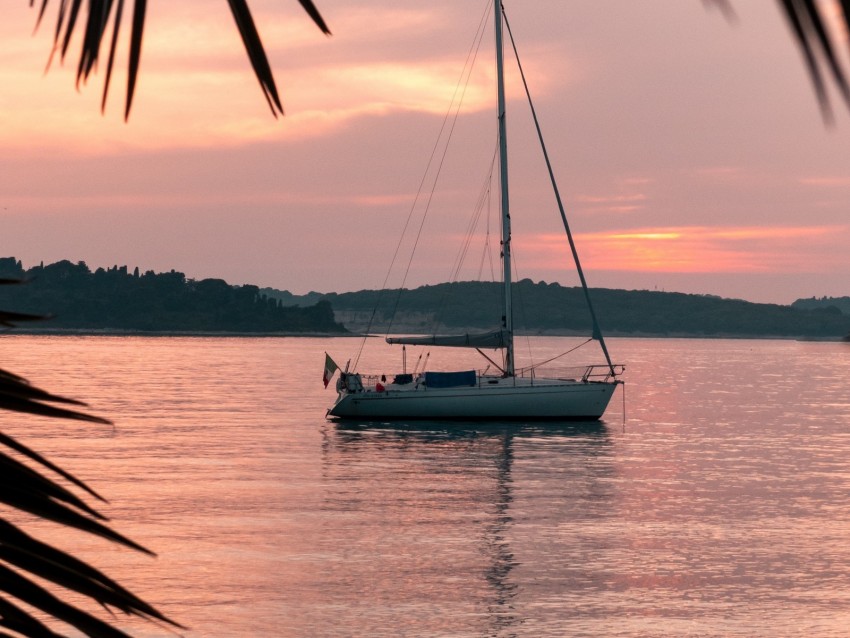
[2,328,351,338]
[3,328,845,341]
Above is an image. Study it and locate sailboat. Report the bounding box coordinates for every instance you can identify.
[326,0,623,420]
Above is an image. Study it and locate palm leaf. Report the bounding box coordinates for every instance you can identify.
[0,430,105,500]
[298,0,332,35]
[60,0,83,60]
[0,367,112,424]
[0,277,46,326]
[102,0,125,112]
[0,414,183,635]
[0,520,168,620]
[34,0,331,118]
[1,277,181,634]
[227,0,283,115]
[0,564,149,638]
[125,0,146,121]
[0,595,65,637]
[0,452,108,521]
[0,428,182,635]
[703,0,737,22]
[777,0,850,122]
[0,309,45,327]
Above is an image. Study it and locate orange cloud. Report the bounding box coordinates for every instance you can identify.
[517,225,849,274]
[799,176,850,187]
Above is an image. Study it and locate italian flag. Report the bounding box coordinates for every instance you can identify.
[323,353,339,388]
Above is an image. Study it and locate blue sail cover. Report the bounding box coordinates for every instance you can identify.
[424,370,477,388]
[386,329,510,349]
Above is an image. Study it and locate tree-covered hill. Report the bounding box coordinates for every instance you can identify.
[264,280,850,339]
[791,296,850,315]
[3,256,845,338]
[0,258,346,333]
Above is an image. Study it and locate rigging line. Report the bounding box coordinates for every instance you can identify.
[446,175,488,287]
[427,141,499,336]
[385,0,493,338]
[475,169,501,335]
[475,181,492,280]
[503,7,616,375]
[476,348,506,375]
[352,0,492,369]
[448,142,498,284]
[427,157,496,336]
[477,141,499,286]
[520,338,593,373]
[476,163,494,281]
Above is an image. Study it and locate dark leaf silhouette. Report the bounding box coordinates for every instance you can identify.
[704,0,850,120]
[775,0,850,121]
[1,277,182,634]
[10,2,337,634]
[227,0,285,115]
[0,309,45,327]
[0,277,45,326]
[33,0,330,119]
[703,0,738,22]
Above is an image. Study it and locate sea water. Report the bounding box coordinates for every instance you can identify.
[0,335,848,637]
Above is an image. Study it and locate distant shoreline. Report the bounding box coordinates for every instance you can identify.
[1,328,351,338]
[3,328,845,341]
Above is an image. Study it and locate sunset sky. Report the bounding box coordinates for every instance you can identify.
[1,0,849,305]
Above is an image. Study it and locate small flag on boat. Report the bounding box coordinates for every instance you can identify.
[323,353,339,388]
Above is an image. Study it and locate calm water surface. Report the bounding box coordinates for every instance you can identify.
[0,335,848,637]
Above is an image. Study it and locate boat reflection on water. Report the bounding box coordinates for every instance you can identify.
[331,419,608,438]
[318,421,614,636]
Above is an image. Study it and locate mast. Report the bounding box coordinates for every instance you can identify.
[495,0,515,376]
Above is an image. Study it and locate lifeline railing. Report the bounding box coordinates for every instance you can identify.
[515,364,624,383]
[350,363,624,392]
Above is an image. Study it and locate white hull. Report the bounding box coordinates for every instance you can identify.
[329,377,619,421]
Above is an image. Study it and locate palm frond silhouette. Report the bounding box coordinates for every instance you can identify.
[33,0,331,119]
[1,278,184,635]
[10,3,330,633]
[775,0,850,123]
[8,0,846,635]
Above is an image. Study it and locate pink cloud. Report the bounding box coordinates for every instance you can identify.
[517,225,849,274]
